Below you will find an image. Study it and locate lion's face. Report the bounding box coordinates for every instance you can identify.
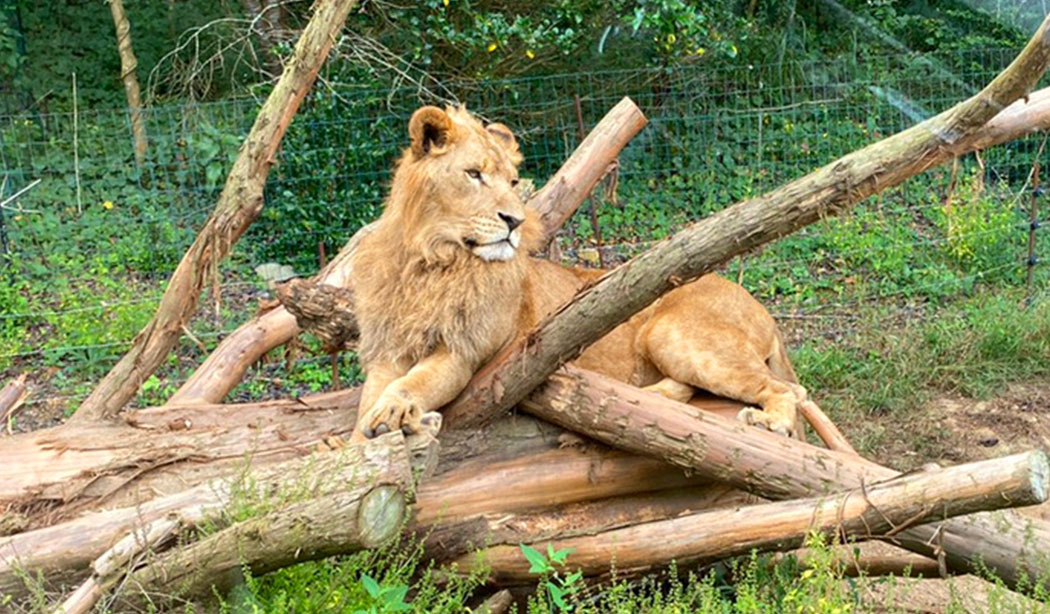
[390,106,530,264]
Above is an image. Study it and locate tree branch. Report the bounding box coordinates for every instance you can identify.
[72,0,362,422]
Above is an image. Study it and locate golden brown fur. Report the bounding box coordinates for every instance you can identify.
[350,105,815,440]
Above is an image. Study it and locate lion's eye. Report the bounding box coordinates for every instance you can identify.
[510,178,520,187]
[466,169,482,180]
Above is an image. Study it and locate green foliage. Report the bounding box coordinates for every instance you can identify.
[13,0,231,110]
[355,573,412,614]
[521,543,583,612]
[216,535,487,614]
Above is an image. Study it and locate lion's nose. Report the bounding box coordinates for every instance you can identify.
[498,212,523,232]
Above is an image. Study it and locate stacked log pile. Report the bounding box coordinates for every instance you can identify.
[5,4,1050,611]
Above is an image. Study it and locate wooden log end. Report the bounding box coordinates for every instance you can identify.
[1024,449,1049,504]
[357,485,405,548]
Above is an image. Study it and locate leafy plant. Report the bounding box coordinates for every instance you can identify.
[355,573,412,614]
[521,543,583,613]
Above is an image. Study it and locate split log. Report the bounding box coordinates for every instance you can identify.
[71,0,363,422]
[42,426,433,612]
[167,97,648,406]
[456,452,1049,582]
[441,16,1050,429]
[520,366,1050,588]
[421,486,753,566]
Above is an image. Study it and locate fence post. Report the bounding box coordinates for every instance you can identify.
[1027,161,1042,306]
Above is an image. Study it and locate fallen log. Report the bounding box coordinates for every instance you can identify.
[421,486,753,565]
[0,389,362,518]
[167,97,648,406]
[520,366,1050,587]
[45,426,434,612]
[441,16,1050,430]
[71,0,364,422]
[456,452,1049,582]
[1,430,711,598]
[774,542,943,579]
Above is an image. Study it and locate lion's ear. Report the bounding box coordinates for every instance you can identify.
[486,122,522,163]
[409,106,453,157]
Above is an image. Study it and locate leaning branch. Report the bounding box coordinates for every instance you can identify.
[441,15,1050,428]
[72,0,362,422]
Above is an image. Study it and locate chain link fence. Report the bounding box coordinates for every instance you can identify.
[0,47,1047,416]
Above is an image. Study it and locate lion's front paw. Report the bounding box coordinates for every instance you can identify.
[356,389,423,440]
[737,406,796,438]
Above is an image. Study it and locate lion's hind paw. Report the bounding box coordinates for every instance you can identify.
[737,406,796,438]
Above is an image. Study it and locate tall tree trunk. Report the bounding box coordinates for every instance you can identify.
[107,0,148,165]
[72,0,362,423]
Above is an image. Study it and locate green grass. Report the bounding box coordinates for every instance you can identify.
[792,288,1050,462]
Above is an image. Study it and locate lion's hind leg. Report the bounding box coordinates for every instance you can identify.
[641,323,804,438]
[642,377,695,404]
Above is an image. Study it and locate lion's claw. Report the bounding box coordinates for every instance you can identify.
[374,423,390,436]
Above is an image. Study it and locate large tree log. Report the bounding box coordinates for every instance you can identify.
[2,389,362,520]
[441,16,1050,429]
[521,366,1050,588]
[0,384,742,518]
[166,97,648,405]
[72,0,362,422]
[0,426,712,597]
[37,427,431,611]
[455,452,1049,582]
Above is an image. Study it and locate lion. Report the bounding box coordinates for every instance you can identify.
[349,105,815,442]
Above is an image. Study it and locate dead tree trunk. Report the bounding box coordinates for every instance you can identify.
[454,452,1048,582]
[107,0,147,165]
[166,97,648,405]
[441,15,1050,429]
[521,366,1050,588]
[71,0,362,423]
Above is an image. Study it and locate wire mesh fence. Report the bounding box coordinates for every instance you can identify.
[0,47,1048,416]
